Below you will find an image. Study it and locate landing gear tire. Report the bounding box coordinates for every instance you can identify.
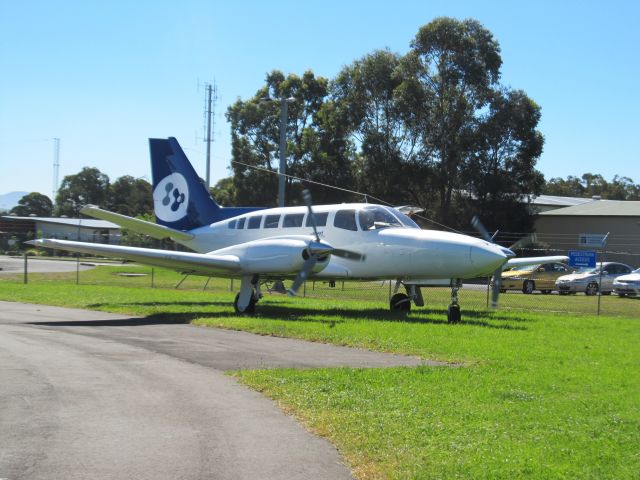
[390,293,411,313]
[522,280,535,294]
[541,290,552,295]
[234,292,257,314]
[585,283,599,296]
[447,304,461,323]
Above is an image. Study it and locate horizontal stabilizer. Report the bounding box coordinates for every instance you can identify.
[26,239,240,276]
[81,205,194,241]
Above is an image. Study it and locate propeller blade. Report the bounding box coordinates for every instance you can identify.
[509,233,538,252]
[471,216,492,243]
[332,248,365,262]
[288,255,317,296]
[491,267,502,308]
[302,189,320,243]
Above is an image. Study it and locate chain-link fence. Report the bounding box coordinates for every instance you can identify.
[3,252,638,318]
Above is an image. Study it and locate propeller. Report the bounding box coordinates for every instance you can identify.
[288,190,364,296]
[471,216,507,308]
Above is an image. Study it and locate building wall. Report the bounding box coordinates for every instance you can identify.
[535,215,640,267]
[36,222,121,244]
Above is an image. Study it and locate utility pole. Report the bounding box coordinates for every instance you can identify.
[278,97,294,208]
[52,138,60,203]
[203,82,217,189]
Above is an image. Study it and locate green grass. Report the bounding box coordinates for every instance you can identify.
[1,265,639,479]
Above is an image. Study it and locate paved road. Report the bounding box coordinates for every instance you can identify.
[0,301,431,480]
[0,256,99,275]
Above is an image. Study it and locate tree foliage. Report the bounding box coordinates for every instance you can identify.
[10,192,53,217]
[109,175,153,216]
[55,167,110,216]
[543,174,640,200]
[53,168,153,218]
[226,70,355,206]
[225,18,546,232]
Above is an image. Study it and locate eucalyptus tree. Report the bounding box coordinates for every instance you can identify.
[226,70,354,206]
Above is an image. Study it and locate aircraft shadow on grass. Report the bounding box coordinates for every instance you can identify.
[28,301,528,331]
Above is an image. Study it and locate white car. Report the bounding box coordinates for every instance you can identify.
[613,268,640,297]
[555,262,633,295]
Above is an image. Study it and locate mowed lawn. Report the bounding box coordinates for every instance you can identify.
[1,265,639,479]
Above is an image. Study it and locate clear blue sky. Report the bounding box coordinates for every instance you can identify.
[1,0,638,200]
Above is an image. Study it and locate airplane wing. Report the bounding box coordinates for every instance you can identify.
[26,239,240,276]
[504,255,569,269]
[81,205,195,242]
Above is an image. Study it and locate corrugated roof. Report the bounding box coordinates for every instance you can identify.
[529,195,595,207]
[540,200,640,216]
[1,216,120,229]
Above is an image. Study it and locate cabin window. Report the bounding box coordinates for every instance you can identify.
[334,209,358,231]
[306,212,328,227]
[237,218,246,229]
[264,214,281,228]
[283,213,304,228]
[247,216,262,229]
[228,219,237,229]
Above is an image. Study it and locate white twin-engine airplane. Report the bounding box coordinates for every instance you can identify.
[28,137,566,322]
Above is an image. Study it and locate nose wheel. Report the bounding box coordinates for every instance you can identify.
[447,280,462,323]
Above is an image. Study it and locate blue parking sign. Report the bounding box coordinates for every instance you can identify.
[568,250,596,268]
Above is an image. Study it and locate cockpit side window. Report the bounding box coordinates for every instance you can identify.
[358,206,403,230]
[237,217,246,229]
[334,209,358,231]
[228,219,237,229]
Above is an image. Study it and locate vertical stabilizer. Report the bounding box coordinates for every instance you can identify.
[149,137,220,230]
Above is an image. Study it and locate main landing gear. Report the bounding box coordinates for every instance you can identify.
[389,279,462,323]
[234,274,262,314]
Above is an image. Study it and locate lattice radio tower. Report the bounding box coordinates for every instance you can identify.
[52,138,60,203]
[203,81,218,189]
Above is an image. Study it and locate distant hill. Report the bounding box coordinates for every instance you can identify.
[0,191,29,213]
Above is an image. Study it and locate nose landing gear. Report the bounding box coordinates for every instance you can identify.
[447,279,462,323]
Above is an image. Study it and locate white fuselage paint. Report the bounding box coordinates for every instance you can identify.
[175,203,508,281]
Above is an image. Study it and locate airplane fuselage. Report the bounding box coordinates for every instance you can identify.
[181,203,508,281]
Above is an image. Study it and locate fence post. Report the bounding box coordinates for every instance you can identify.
[23,253,28,284]
[76,254,80,285]
[151,268,155,288]
[597,233,610,316]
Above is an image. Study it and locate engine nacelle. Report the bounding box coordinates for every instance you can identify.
[213,237,330,275]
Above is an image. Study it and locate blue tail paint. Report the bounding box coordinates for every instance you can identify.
[149,137,261,231]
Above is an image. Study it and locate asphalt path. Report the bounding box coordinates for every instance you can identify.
[0,301,433,480]
[0,256,100,275]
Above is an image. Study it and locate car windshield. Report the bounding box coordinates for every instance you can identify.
[632,268,640,274]
[510,264,539,272]
[574,266,599,274]
[358,206,403,230]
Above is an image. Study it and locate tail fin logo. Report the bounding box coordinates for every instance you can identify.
[153,173,189,222]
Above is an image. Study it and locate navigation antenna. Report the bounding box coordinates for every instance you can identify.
[203,81,218,189]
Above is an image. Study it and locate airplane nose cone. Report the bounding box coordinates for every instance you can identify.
[470,242,508,274]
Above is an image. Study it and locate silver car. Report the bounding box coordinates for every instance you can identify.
[555,262,633,295]
[613,268,640,297]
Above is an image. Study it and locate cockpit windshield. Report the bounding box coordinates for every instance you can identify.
[358,206,404,231]
[386,207,420,229]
